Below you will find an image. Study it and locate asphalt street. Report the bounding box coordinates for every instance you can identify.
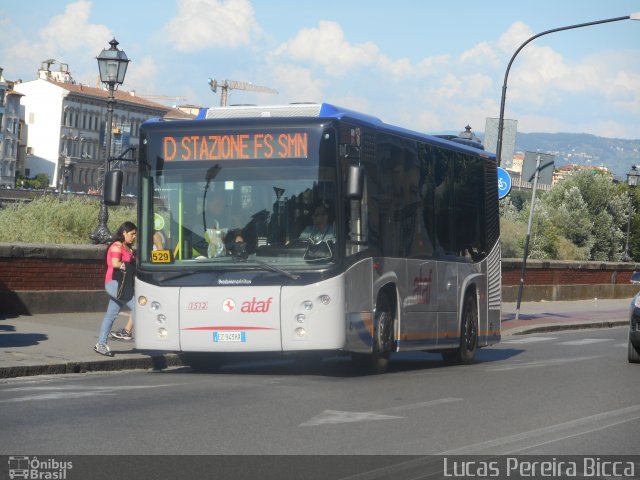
[0,297,631,379]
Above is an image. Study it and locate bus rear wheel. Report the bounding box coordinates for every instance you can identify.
[442,293,478,365]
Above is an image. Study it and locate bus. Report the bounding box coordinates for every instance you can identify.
[105,103,501,372]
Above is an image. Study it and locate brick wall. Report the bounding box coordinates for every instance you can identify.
[1,243,638,313]
[2,257,105,291]
[501,259,637,286]
[501,259,638,301]
[0,243,107,314]
[0,244,106,291]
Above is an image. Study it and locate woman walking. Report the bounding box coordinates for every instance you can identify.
[94,221,137,356]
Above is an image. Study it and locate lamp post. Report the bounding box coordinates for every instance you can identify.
[496,12,640,166]
[90,38,129,244]
[624,165,639,261]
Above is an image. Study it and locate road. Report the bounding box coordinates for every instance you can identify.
[0,326,637,458]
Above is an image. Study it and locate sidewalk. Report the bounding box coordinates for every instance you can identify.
[0,312,182,379]
[501,297,630,335]
[0,298,631,379]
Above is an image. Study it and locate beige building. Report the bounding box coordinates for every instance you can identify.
[14,61,192,194]
[0,68,25,188]
[553,164,613,185]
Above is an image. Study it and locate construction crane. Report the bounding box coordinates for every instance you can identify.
[208,78,277,106]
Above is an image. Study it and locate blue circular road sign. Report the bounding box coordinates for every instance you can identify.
[497,167,512,199]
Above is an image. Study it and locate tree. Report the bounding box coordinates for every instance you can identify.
[33,173,50,189]
[538,170,627,261]
[21,173,50,190]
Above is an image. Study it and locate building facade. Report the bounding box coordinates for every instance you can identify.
[552,164,613,185]
[13,62,180,194]
[0,68,24,189]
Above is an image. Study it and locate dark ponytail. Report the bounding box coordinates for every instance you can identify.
[113,221,137,244]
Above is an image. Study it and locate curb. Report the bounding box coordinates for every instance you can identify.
[0,353,184,380]
[504,320,628,336]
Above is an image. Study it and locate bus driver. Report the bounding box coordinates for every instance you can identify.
[299,204,335,244]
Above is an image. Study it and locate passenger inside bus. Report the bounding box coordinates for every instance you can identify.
[202,190,244,258]
[152,212,167,251]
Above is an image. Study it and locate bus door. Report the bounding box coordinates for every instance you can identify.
[178,286,283,352]
[402,261,439,350]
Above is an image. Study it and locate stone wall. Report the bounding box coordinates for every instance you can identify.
[1,243,638,314]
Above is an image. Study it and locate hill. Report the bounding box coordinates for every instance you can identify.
[512,132,640,180]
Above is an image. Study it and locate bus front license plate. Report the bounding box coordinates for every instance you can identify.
[213,332,246,342]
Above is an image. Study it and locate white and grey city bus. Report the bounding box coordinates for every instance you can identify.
[105,103,501,372]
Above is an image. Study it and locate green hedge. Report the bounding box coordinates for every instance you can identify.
[0,196,137,245]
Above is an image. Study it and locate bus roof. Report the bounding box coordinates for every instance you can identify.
[183,102,493,158]
[201,102,383,127]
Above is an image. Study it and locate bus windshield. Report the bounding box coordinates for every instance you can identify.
[139,123,338,271]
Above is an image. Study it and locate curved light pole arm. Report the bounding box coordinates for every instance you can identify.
[496,15,633,166]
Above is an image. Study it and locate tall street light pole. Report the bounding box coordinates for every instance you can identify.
[625,165,639,261]
[496,12,640,167]
[90,38,129,244]
[500,13,640,321]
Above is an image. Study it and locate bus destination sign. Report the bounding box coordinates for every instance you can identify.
[163,132,308,161]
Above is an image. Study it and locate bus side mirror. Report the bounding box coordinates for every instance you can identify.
[346,165,364,199]
[104,170,123,206]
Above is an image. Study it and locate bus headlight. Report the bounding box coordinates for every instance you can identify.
[150,301,162,311]
[158,328,168,338]
[138,296,148,306]
[295,327,306,338]
[156,314,167,324]
[302,300,313,310]
[319,294,331,305]
[295,314,306,324]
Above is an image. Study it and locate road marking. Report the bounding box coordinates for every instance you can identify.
[0,384,174,403]
[557,338,611,346]
[439,404,640,455]
[299,398,462,427]
[485,355,600,372]
[299,410,402,426]
[501,336,557,344]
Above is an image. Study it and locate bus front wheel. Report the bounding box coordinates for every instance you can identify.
[353,296,395,374]
[442,293,478,365]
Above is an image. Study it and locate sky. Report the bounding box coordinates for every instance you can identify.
[1,0,639,140]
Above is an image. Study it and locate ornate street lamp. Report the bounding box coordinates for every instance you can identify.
[90,38,130,244]
[624,165,639,261]
[496,12,640,166]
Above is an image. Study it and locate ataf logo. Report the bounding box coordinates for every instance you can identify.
[241,296,273,313]
[222,299,235,312]
[413,269,432,305]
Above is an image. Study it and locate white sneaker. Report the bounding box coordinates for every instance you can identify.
[93,343,113,357]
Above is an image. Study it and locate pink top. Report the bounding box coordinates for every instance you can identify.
[105,241,135,282]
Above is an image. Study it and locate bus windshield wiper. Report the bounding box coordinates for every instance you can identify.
[248,259,300,280]
[159,269,202,283]
[228,242,300,280]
